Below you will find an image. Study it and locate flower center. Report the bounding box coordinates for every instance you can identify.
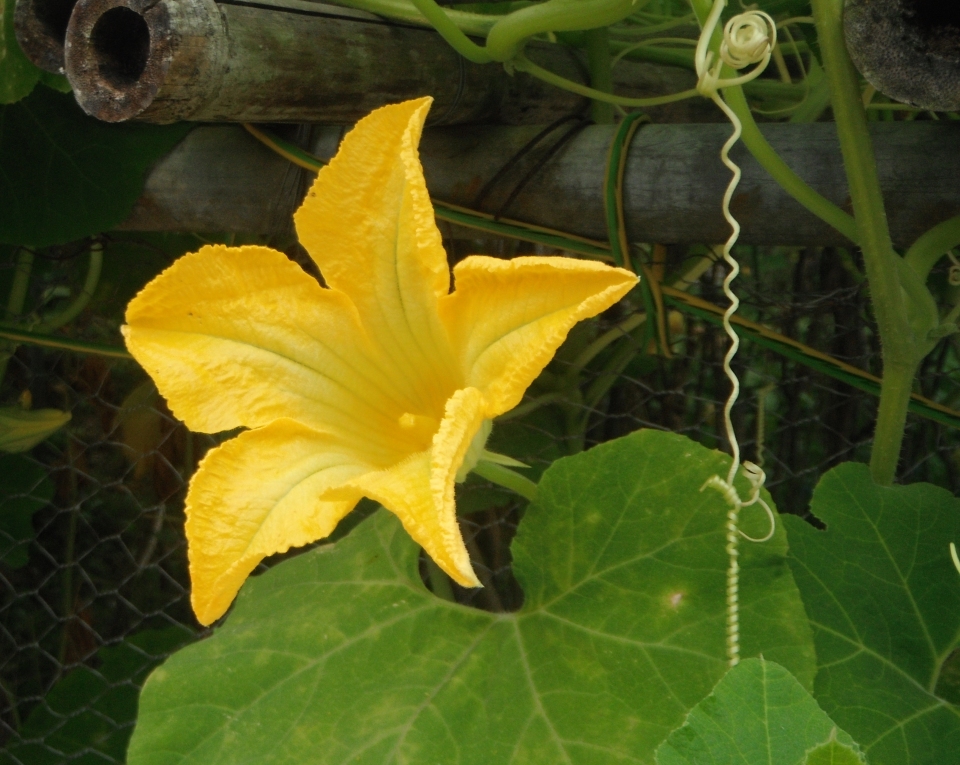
[456,419,492,483]
[398,412,440,451]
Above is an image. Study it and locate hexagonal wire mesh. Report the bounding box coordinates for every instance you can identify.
[1,237,959,764]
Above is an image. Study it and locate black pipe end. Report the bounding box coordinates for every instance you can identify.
[845,0,960,111]
[64,0,171,122]
[901,0,960,62]
[90,6,150,87]
[13,0,81,72]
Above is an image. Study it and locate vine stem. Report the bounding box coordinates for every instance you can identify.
[36,242,103,332]
[809,0,916,485]
[585,27,615,124]
[905,214,960,281]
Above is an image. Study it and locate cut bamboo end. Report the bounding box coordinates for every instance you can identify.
[65,0,225,123]
[844,0,960,111]
[13,0,81,73]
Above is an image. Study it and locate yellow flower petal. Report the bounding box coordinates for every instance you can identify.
[123,244,423,464]
[294,98,459,414]
[123,98,642,624]
[186,419,367,625]
[334,387,488,588]
[439,256,638,415]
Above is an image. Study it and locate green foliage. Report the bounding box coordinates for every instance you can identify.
[785,463,960,765]
[0,452,52,569]
[0,89,191,247]
[0,0,37,104]
[0,0,69,103]
[655,659,863,765]
[0,406,69,452]
[127,430,813,764]
[1,627,194,765]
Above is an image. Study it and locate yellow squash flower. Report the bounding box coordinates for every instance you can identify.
[123,98,637,625]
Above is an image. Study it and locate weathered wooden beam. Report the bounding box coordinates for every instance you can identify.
[117,121,960,247]
[58,0,710,124]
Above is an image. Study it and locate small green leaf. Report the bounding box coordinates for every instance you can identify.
[0,0,39,105]
[0,452,52,568]
[0,88,192,246]
[804,738,866,765]
[655,659,863,765]
[785,463,960,765]
[128,430,814,764]
[0,405,69,452]
[37,69,70,93]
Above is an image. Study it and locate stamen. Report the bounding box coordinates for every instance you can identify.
[398,412,440,450]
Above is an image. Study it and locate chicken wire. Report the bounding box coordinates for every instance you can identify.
[1,240,959,764]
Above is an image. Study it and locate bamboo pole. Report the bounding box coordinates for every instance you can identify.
[60,0,710,124]
[116,121,960,247]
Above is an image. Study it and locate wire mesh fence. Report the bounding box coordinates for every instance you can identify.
[1,238,958,764]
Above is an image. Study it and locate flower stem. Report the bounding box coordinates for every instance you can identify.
[473,461,539,503]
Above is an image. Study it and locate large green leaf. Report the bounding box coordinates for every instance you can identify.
[1,627,195,765]
[128,429,814,765]
[0,89,191,246]
[655,659,864,765]
[784,463,960,765]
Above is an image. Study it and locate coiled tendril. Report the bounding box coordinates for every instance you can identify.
[721,11,777,69]
[694,0,777,668]
[696,3,777,95]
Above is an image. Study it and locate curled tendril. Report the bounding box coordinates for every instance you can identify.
[700,461,776,667]
[695,0,777,96]
[721,12,777,69]
[737,462,776,544]
[694,0,776,667]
